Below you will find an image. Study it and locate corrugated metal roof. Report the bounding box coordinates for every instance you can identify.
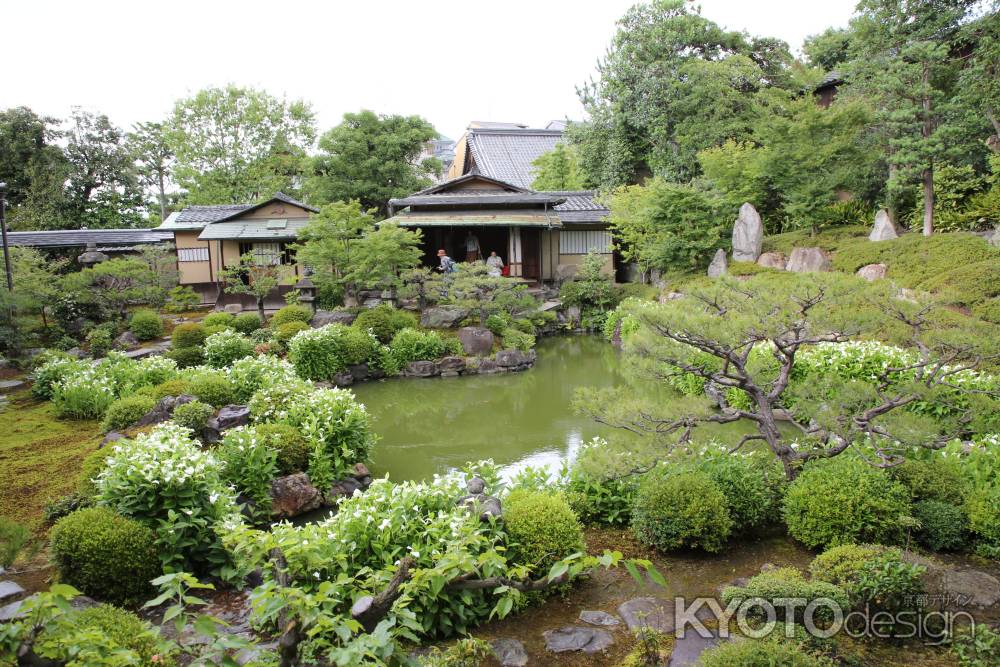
[7,229,173,248]
[387,212,562,228]
[466,128,564,188]
[197,218,311,240]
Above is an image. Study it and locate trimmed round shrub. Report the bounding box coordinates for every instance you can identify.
[233,312,263,334]
[808,543,894,586]
[891,458,969,504]
[99,395,156,433]
[913,500,967,551]
[86,324,115,358]
[202,324,229,338]
[165,345,204,369]
[341,327,378,365]
[721,567,849,621]
[631,470,732,553]
[271,304,312,328]
[172,399,214,432]
[699,637,834,667]
[36,604,163,665]
[808,543,925,613]
[700,455,775,534]
[202,311,235,329]
[128,309,164,341]
[204,329,255,368]
[503,490,585,576]
[275,320,310,346]
[782,456,911,549]
[353,305,418,343]
[255,422,311,474]
[248,379,314,423]
[965,484,1000,557]
[171,322,206,349]
[151,378,192,400]
[187,372,234,407]
[50,506,160,605]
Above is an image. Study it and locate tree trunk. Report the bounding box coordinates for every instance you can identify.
[157,170,168,223]
[258,297,267,325]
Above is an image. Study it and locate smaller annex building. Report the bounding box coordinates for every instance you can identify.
[158,192,317,303]
[384,174,612,282]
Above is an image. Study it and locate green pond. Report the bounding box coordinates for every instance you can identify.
[353,335,753,481]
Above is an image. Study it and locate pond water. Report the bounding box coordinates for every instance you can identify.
[353,335,638,481]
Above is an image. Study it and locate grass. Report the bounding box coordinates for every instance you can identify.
[0,390,103,536]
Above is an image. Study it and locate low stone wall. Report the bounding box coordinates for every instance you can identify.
[323,349,538,387]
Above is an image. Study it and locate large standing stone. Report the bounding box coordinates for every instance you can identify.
[404,360,439,377]
[756,252,786,270]
[311,310,357,327]
[270,473,322,519]
[869,209,901,242]
[420,306,469,329]
[209,405,250,431]
[495,349,529,368]
[618,597,675,634]
[491,638,528,667]
[856,263,888,282]
[113,331,139,350]
[707,249,728,278]
[438,356,466,374]
[731,203,764,262]
[457,327,494,356]
[785,247,832,273]
[543,626,614,654]
[937,569,1000,608]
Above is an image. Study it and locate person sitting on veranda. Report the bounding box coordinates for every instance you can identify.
[486,251,504,277]
[437,248,457,273]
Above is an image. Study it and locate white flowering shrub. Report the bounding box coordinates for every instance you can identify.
[248,379,314,423]
[133,355,179,387]
[42,352,178,419]
[226,355,300,404]
[51,367,117,419]
[95,423,237,576]
[203,329,255,368]
[286,323,378,380]
[283,387,375,474]
[32,354,87,399]
[216,426,278,523]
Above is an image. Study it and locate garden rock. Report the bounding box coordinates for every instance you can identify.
[467,476,486,495]
[856,263,888,281]
[311,309,357,327]
[351,463,371,480]
[133,394,195,428]
[543,626,614,654]
[333,371,355,387]
[707,249,727,278]
[0,580,25,603]
[327,477,363,501]
[618,597,675,634]
[113,331,139,350]
[405,360,438,377]
[731,203,764,262]
[209,405,250,431]
[0,379,25,393]
[555,263,580,282]
[785,247,831,273]
[496,349,529,368]
[937,569,1000,608]
[491,638,528,667]
[477,358,499,373]
[439,356,466,374]
[580,610,620,626]
[558,305,581,327]
[223,304,243,314]
[458,326,495,356]
[668,631,722,666]
[100,431,127,447]
[756,252,786,270]
[270,473,322,519]
[869,208,901,241]
[347,363,369,381]
[420,306,469,329]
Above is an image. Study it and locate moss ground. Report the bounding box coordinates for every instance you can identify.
[0,390,102,536]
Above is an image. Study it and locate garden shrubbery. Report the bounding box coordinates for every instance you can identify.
[35,604,164,666]
[151,378,192,400]
[270,304,312,328]
[186,371,235,407]
[171,322,206,348]
[233,312,263,334]
[782,456,910,549]
[274,320,309,346]
[217,427,279,523]
[698,636,835,667]
[128,309,163,341]
[50,506,161,604]
[354,304,418,343]
[287,323,379,380]
[913,499,968,551]
[808,543,925,614]
[166,344,205,368]
[965,482,1000,557]
[283,387,375,476]
[631,470,732,553]
[99,395,155,432]
[390,327,450,365]
[171,399,214,432]
[203,329,255,367]
[254,422,310,474]
[721,567,849,621]
[225,355,299,404]
[500,327,534,352]
[202,311,235,329]
[503,490,585,576]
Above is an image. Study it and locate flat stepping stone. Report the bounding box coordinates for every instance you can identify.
[618,597,675,634]
[539,300,562,312]
[0,379,25,392]
[0,599,24,622]
[0,580,25,602]
[579,610,620,626]
[491,638,528,666]
[668,631,723,666]
[543,626,614,654]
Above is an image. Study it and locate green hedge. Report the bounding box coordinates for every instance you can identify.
[631,470,732,553]
[503,490,585,577]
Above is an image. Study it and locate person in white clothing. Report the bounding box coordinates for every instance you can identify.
[486,251,504,277]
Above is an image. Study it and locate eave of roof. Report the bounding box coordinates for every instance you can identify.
[409,173,531,196]
[390,192,567,208]
[213,192,318,223]
[197,218,311,241]
[386,212,562,228]
[6,229,173,248]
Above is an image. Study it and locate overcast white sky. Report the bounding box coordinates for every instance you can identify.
[3,0,858,141]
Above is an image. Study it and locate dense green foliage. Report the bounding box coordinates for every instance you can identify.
[187,371,235,407]
[808,543,924,614]
[354,305,419,344]
[288,323,380,379]
[531,142,586,190]
[389,328,452,366]
[171,399,214,433]
[34,604,164,666]
[254,423,310,475]
[270,305,312,328]
[631,470,732,553]
[503,490,585,576]
[50,506,160,604]
[721,567,849,621]
[129,309,164,341]
[99,394,155,432]
[172,322,206,349]
[698,636,835,667]
[203,329,255,368]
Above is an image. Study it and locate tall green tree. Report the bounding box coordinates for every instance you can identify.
[128,121,174,223]
[305,110,440,218]
[63,108,145,229]
[845,0,981,235]
[168,86,316,205]
[571,0,794,187]
[0,107,71,231]
[803,27,855,71]
[954,10,1000,154]
[532,142,586,190]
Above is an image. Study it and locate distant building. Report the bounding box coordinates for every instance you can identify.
[814,71,844,109]
[419,135,456,183]
[7,228,173,260]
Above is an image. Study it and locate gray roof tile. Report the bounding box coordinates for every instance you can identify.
[467,128,564,188]
[7,229,173,248]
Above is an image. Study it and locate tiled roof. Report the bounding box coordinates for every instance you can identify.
[160,192,318,231]
[7,229,173,248]
[551,190,609,223]
[198,218,312,241]
[176,205,250,224]
[466,128,564,188]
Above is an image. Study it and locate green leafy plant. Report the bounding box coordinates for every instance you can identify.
[500,327,535,352]
[99,395,156,432]
[698,636,835,667]
[85,323,116,358]
[0,518,30,568]
[165,285,200,313]
[165,345,204,369]
[275,320,310,346]
[50,506,161,604]
[631,470,732,553]
[225,354,300,403]
[217,427,279,523]
[129,309,164,341]
[186,371,234,408]
[254,423,311,475]
[503,490,585,577]
[270,304,312,328]
[171,400,214,433]
[202,311,235,329]
[151,378,192,401]
[354,305,419,343]
[232,312,263,334]
[389,327,449,365]
[203,329,255,368]
[33,603,167,666]
[171,322,206,349]
[721,567,849,622]
[913,499,968,551]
